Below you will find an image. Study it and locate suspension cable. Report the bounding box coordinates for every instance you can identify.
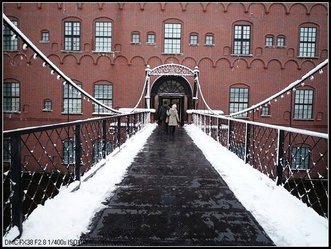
[196,77,216,115]
[229,59,328,117]
[3,13,122,114]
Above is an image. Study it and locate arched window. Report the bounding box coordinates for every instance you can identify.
[232,21,252,55]
[43,99,52,111]
[205,33,214,46]
[94,82,113,114]
[229,84,249,117]
[163,19,182,54]
[94,19,112,52]
[4,81,20,112]
[63,18,81,51]
[265,35,274,47]
[276,35,286,48]
[131,31,140,44]
[63,82,82,114]
[147,32,156,44]
[293,86,314,120]
[189,32,198,46]
[298,23,318,58]
[291,144,311,170]
[40,30,50,43]
[3,18,19,51]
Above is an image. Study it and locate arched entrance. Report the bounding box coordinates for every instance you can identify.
[151,76,192,126]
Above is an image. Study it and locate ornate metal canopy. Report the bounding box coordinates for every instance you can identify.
[148,64,196,76]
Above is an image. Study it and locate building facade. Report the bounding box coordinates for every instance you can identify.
[3,2,329,132]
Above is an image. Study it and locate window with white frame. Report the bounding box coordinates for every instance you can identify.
[299,26,317,57]
[3,138,11,162]
[94,84,112,113]
[40,30,49,42]
[265,35,273,47]
[229,87,249,117]
[63,83,82,114]
[43,99,52,111]
[64,21,81,51]
[93,141,112,163]
[189,33,198,45]
[233,25,251,55]
[294,89,314,119]
[147,32,156,44]
[3,19,18,51]
[63,139,75,164]
[205,33,214,46]
[164,23,182,54]
[95,21,112,52]
[4,82,20,112]
[276,35,285,47]
[291,146,310,170]
[261,104,271,116]
[131,31,140,44]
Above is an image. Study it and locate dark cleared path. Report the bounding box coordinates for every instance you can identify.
[79,126,275,246]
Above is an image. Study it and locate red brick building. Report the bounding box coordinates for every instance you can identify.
[3,2,329,132]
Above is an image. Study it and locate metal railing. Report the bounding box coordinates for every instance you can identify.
[192,112,328,218]
[3,111,149,238]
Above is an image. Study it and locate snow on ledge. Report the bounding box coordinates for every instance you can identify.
[119,108,156,113]
[186,109,224,115]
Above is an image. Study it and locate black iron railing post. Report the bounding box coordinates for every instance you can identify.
[102,120,107,159]
[245,123,251,164]
[209,116,213,137]
[117,117,121,147]
[217,117,221,142]
[75,124,81,181]
[11,134,23,237]
[126,115,130,137]
[228,119,233,149]
[276,130,285,185]
[134,113,137,134]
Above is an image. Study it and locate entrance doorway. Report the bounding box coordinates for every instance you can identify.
[151,76,192,126]
[158,94,184,126]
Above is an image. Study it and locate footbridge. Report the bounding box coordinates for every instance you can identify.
[2,14,329,246]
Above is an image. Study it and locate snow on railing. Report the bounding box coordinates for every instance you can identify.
[3,111,149,239]
[229,59,328,118]
[191,112,328,219]
[3,13,122,114]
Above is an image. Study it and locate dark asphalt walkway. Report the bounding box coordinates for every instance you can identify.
[80,126,275,246]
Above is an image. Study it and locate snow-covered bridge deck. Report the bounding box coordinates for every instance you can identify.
[79,126,274,246]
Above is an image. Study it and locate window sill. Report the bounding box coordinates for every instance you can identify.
[230,54,253,57]
[3,50,20,53]
[189,44,199,46]
[60,50,82,54]
[146,43,156,46]
[260,115,271,117]
[4,111,21,114]
[297,56,319,59]
[92,112,112,115]
[92,50,113,54]
[292,118,314,121]
[290,168,309,171]
[61,112,83,115]
[39,41,50,44]
[161,53,184,56]
[42,109,53,112]
[204,44,215,47]
[130,42,141,45]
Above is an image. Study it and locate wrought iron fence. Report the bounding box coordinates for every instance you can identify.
[3,111,149,237]
[192,112,328,218]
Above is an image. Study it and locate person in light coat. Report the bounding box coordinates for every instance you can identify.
[167,104,180,135]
